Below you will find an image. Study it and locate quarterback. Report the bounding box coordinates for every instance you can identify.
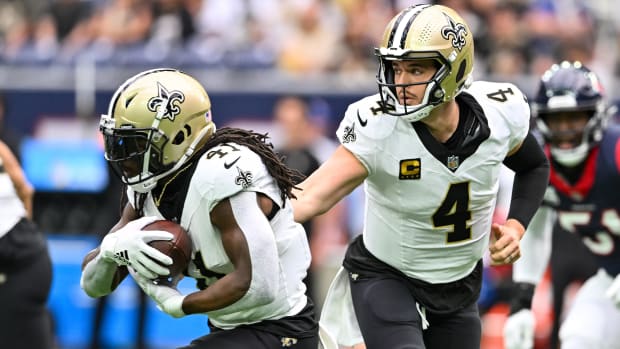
[504,62,620,349]
[292,4,549,349]
[80,69,319,348]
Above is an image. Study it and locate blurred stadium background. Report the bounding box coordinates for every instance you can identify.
[1,0,619,348]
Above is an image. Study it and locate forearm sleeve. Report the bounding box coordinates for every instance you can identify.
[509,205,554,313]
[513,205,554,284]
[80,251,121,298]
[503,132,550,227]
[225,191,279,311]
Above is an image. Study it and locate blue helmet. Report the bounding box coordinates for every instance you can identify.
[532,61,608,166]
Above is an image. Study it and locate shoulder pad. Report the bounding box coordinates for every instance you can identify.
[336,94,398,143]
[466,81,530,146]
[192,143,266,202]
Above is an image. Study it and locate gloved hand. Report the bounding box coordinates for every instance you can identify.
[503,309,535,349]
[130,268,186,318]
[100,216,173,279]
[605,273,620,309]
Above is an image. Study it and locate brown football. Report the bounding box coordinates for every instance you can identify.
[142,220,192,283]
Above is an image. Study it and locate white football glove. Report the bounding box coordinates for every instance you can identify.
[605,274,620,309]
[503,309,535,349]
[130,268,186,318]
[100,216,173,279]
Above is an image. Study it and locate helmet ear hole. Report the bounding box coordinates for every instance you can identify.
[172,130,185,145]
[172,125,193,145]
[455,60,467,83]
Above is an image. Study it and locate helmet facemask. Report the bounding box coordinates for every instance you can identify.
[376,51,450,122]
[101,118,172,191]
[533,61,609,167]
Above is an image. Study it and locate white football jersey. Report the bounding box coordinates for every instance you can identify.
[0,157,26,236]
[337,81,530,283]
[128,142,311,329]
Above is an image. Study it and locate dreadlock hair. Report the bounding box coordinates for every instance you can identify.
[203,127,306,203]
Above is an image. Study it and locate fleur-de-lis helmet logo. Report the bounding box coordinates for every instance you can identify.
[440,13,467,52]
[147,82,185,121]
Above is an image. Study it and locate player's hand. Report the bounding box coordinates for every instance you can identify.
[100,216,174,279]
[503,309,535,349]
[130,268,186,318]
[489,219,524,265]
[605,273,620,309]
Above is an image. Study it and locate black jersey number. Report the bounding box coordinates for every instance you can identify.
[432,182,472,243]
[486,87,514,102]
[205,143,241,159]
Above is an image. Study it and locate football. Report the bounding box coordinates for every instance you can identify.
[142,219,192,283]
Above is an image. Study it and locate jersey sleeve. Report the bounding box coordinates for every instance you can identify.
[467,81,531,154]
[192,144,275,210]
[335,95,396,175]
[502,84,531,152]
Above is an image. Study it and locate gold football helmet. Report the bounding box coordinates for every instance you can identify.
[100,68,215,193]
[376,4,474,122]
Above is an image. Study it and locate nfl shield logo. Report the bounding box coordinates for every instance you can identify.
[447,155,459,171]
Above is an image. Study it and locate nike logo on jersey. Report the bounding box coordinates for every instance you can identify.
[224,156,241,169]
[357,109,368,127]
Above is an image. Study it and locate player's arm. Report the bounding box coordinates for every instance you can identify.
[0,140,34,218]
[80,203,138,297]
[293,145,368,223]
[503,205,554,349]
[181,191,279,314]
[80,203,173,297]
[490,132,550,264]
[511,205,555,310]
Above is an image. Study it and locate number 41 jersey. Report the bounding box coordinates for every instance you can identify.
[337,81,530,284]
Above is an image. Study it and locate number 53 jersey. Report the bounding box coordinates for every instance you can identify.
[337,81,530,284]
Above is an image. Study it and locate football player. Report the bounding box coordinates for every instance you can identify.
[80,69,319,349]
[503,61,620,349]
[291,4,550,349]
[0,140,53,348]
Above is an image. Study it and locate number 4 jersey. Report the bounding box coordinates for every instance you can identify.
[337,81,530,284]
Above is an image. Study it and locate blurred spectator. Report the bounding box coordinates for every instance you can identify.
[333,0,392,81]
[0,0,49,61]
[188,0,284,66]
[277,0,343,74]
[143,0,195,62]
[88,0,152,61]
[36,0,96,63]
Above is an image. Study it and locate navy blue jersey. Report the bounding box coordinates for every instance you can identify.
[544,124,620,276]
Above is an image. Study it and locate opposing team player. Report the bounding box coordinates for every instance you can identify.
[292,4,550,349]
[80,69,319,349]
[503,61,620,349]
